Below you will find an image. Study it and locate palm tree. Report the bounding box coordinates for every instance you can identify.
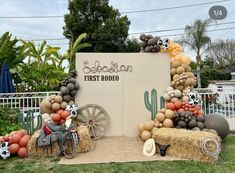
[0,32,23,69]
[180,19,213,88]
[20,40,61,65]
[64,33,91,72]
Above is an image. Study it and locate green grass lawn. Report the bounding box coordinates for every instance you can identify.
[0,136,235,173]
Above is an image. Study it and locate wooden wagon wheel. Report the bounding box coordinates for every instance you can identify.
[76,104,109,140]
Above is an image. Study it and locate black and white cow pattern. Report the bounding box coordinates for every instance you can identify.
[188,92,200,106]
[0,142,10,160]
[157,38,170,50]
[66,104,78,118]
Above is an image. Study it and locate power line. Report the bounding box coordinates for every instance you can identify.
[0,0,231,19]
[160,26,235,37]
[129,21,235,35]
[30,26,235,46]
[122,0,231,14]
[23,21,235,41]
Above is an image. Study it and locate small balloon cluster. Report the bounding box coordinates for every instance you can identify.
[58,70,79,104]
[0,130,31,159]
[39,71,79,126]
[139,34,170,53]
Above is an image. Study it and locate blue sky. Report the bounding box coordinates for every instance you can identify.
[0,0,234,59]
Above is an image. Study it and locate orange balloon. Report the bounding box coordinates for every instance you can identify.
[182,55,191,64]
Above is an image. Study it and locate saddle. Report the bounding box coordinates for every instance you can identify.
[36,123,66,147]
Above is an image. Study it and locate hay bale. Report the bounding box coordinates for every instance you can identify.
[77,125,92,153]
[152,128,221,163]
[28,125,92,157]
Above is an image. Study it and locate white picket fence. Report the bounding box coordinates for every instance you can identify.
[195,88,235,130]
[0,92,58,113]
[0,89,235,130]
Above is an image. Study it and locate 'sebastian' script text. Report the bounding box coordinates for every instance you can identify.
[82,60,133,81]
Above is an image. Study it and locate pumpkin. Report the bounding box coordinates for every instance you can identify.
[163,119,173,128]
[23,135,31,142]
[138,123,145,133]
[51,103,60,112]
[9,134,21,144]
[166,102,175,110]
[3,135,9,142]
[141,130,151,141]
[61,111,70,119]
[19,135,30,147]
[51,113,61,122]
[18,147,27,158]
[165,109,174,119]
[17,130,26,138]
[156,113,165,122]
[9,143,20,154]
[143,121,155,131]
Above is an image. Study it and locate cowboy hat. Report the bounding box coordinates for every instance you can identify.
[143,138,156,157]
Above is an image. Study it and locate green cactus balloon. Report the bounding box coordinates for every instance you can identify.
[144,89,158,120]
[18,110,42,135]
[160,96,165,109]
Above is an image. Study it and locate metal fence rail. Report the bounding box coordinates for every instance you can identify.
[0,92,58,113]
[0,89,235,130]
[195,88,235,130]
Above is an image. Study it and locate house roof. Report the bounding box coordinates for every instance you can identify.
[221,65,235,73]
[209,80,235,85]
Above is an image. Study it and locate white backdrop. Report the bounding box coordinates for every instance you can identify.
[76,53,170,136]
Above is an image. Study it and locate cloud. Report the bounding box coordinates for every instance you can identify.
[0,0,234,59]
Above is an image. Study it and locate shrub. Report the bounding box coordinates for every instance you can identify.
[0,107,20,136]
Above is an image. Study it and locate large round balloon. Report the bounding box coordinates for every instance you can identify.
[204,114,230,139]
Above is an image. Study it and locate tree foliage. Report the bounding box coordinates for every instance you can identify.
[63,0,130,52]
[0,32,23,70]
[63,33,91,71]
[17,62,66,91]
[121,38,141,52]
[206,39,235,67]
[180,19,213,88]
[14,41,67,92]
[0,107,20,136]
